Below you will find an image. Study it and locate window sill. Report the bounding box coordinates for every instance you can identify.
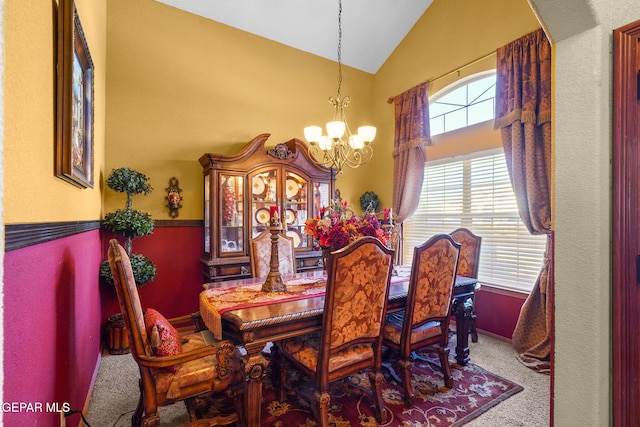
[477,282,529,299]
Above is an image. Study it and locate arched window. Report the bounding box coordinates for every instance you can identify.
[403,71,546,292]
[429,71,496,136]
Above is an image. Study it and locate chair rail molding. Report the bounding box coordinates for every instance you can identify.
[5,219,203,251]
[5,221,102,252]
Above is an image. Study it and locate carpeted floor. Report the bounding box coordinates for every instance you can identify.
[86,333,550,426]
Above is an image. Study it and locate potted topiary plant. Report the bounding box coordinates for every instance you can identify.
[99,167,156,287]
[360,190,381,213]
[100,167,157,354]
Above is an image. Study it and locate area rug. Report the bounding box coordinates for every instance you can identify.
[194,347,523,427]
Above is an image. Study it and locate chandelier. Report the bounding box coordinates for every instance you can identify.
[303,0,376,174]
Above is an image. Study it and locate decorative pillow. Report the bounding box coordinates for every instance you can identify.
[144,308,182,373]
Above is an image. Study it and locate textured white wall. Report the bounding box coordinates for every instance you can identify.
[531,0,640,425]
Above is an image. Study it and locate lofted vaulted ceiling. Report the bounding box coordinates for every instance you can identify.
[155,0,433,74]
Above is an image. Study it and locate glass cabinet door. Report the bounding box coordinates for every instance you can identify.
[250,169,278,238]
[313,181,331,216]
[204,176,211,253]
[220,174,244,254]
[284,172,307,249]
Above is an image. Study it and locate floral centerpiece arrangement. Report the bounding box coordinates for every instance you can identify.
[304,200,389,250]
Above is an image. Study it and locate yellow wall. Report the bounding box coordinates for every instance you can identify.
[104,0,539,218]
[3,0,106,223]
[0,0,539,222]
[358,0,542,210]
[105,0,374,219]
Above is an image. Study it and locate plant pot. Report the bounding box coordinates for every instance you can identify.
[105,313,130,355]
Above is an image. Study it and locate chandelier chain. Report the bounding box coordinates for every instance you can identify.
[336,0,342,100]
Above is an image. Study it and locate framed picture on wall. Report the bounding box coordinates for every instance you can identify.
[55,0,94,188]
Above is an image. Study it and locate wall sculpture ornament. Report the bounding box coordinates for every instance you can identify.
[166,177,183,218]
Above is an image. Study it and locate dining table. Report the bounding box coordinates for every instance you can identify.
[199,268,479,427]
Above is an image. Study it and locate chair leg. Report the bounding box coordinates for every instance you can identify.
[382,360,402,384]
[184,397,198,422]
[438,346,453,389]
[231,382,245,427]
[269,343,279,388]
[135,378,160,427]
[141,413,160,427]
[132,383,144,427]
[368,370,389,424]
[398,357,415,407]
[381,347,403,384]
[313,391,331,427]
[275,349,288,402]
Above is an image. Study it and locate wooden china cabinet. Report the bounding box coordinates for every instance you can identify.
[199,133,335,282]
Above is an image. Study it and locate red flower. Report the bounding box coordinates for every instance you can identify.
[304,201,389,250]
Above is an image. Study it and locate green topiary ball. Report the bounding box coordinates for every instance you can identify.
[99,254,157,287]
[102,209,154,238]
[106,168,153,195]
[360,191,380,213]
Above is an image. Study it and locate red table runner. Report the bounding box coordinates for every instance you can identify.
[200,277,327,339]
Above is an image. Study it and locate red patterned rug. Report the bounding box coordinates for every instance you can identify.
[195,347,523,427]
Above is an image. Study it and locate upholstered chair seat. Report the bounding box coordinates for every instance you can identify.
[384,311,443,345]
[278,331,374,373]
[153,333,239,399]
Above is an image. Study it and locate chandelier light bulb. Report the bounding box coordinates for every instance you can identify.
[326,121,346,140]
[358,126,377,143]
[304,126,323,144]
[349,134,363,149]
[318,135,332,150]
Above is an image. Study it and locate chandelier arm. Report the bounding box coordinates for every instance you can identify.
[343,145,373,169]
[308,139,373,172]
[335,140,350,171]
[309,144,338,170]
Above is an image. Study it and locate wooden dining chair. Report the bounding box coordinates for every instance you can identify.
[449,227,482,342]
[382,234,460,406]
[249,230,296,277]
[107,239,244,427]
[274,236,395,427]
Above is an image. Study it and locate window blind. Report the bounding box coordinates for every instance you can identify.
[403,149,546,292]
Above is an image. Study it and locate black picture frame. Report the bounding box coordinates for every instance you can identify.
[55,0,94,188]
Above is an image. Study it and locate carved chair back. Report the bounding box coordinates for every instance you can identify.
[108,240,151,361]
[449,227,481,278]
[249,231,296,278]
[401,234,461,344]
[318,236,395,382]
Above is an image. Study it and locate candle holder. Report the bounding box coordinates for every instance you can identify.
[261,210,287,292]
[382,222,393,248]
[381,220,397,276]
